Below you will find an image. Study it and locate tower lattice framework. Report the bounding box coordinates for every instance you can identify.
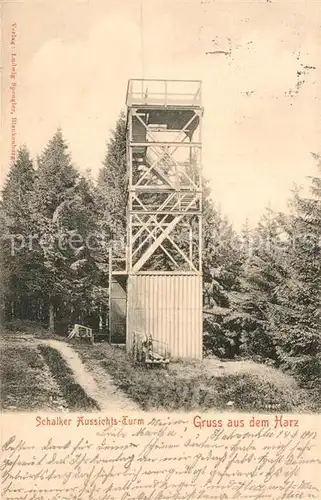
[109,79,204,359]
[126,79,203,275]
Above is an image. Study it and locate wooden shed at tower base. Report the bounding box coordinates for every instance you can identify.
[126,274,203,359]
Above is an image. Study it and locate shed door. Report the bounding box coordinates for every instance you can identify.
[109,276,127,344]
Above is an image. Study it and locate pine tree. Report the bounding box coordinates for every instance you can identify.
[97,113,127,251]
[203,192,241,308]
[32,129,88,331]
[272,156,321,383]
[202,183,244,357]
[35,129,79,219]
[240,218,251,261]
[62,175,107,329]
[2,145,35,230]
[1,146,37,320]
[93,115,127,329]
[236,207,287,361]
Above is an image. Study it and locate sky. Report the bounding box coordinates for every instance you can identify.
[1,0,320,230]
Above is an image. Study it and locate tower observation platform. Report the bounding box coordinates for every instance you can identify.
[109,79,204,359]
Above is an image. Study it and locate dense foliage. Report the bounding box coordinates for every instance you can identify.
[1,117,320,389]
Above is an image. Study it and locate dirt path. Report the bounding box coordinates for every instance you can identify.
[41,339,139,412]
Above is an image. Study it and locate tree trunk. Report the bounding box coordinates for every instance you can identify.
[0,297,5,328]
[49,300,55,333]
[99,303,103,331]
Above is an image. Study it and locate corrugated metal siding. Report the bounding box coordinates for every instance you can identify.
[127,275,202,359]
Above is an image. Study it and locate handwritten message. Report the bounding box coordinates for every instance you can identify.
[1,413,321,500]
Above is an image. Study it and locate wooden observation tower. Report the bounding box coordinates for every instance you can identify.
[109,79,203,359]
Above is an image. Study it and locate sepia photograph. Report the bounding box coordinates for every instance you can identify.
[1,0,321,416]
[0,1,321,498]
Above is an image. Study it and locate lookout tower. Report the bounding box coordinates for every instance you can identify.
[110,79,203,359]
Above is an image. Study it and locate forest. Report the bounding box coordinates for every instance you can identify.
[1,113,320,395]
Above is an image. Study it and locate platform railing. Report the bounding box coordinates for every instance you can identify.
[126,79,202,107]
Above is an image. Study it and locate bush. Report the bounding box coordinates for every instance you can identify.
[280,354,321,387]
[4,319,48,335]
[240,326,278,361]
[274,325,321,357]
[203,312,239,358]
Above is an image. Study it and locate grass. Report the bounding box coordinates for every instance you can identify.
[74,342,317,413]
[0,335,66,411]
[2,320,319,413]
[38,344,100,411]
[1,328,99,412]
